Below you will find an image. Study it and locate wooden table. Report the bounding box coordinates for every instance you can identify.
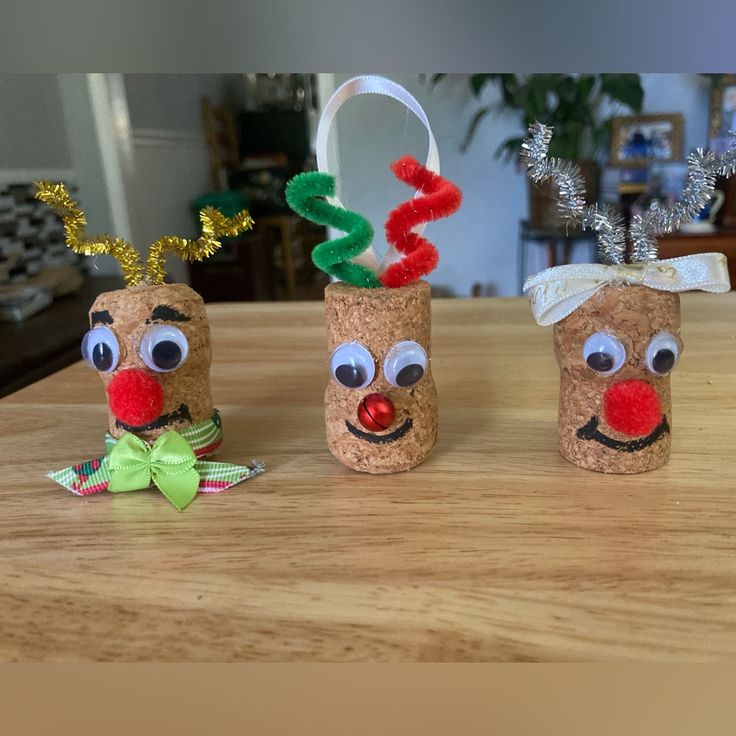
[1,294,735,661]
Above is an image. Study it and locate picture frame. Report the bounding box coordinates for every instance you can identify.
[610,113,683,167]
[708,74,736,150]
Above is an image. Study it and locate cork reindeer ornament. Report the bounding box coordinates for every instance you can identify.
[521,123,733,473]
[38,183,264,509]
[285,76,462,473]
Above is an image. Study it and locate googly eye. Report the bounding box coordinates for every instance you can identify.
[646,331,681,375]
[81,326,120,373]
[383,340,428,388]
[582,332,626,375]
[330,341,375,389]
[139,325,189,373]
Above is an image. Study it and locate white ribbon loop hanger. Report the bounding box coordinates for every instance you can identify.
[315,76,440,270]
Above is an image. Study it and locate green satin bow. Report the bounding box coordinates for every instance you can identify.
[107,430,200,511]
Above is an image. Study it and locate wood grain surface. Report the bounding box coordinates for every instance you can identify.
[1,293,735,661]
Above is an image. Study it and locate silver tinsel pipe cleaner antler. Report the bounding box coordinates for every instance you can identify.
[521,122,736,264]
[520,122,627,265]
[629,136,736,261]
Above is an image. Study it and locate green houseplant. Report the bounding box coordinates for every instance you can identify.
[434,74,644,228]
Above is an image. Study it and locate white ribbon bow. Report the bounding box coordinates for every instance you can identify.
[523,252,731,326]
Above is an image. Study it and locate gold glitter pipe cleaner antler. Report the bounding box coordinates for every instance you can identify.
[34,181,144,286]
[145,207,255,285]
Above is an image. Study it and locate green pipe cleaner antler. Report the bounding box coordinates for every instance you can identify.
[285,172,381,288]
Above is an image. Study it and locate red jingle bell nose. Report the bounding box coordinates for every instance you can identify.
[357,393,396,432]
[107,368,164,427]
[603,379,661,437]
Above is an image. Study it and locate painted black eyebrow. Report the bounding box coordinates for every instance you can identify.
[90,310,113,325]
[149,304,191,322]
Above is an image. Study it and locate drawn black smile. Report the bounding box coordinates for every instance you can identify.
[345,418,413,444]
[576,415,670,452]
[115,403,192,432]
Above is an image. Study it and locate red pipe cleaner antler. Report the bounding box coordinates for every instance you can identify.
[380,155,462,288]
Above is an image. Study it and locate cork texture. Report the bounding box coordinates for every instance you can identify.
[324,280,437,474]
[553,284,681,473]
[89,283,214,443]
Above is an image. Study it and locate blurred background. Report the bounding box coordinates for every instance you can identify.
[0,73,734,394]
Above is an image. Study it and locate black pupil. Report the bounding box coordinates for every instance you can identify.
[335,363,365,388]
[586,351,614,372]
[396,363,424,387]
[152,340,182,370]
[91,342,114,371]
[652,348,675,374]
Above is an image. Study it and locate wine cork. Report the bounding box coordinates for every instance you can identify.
[324,280,437,474]
[553,283,680,473]
[89,283,214,443]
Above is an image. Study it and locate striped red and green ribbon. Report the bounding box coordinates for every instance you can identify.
[48,410,263,501]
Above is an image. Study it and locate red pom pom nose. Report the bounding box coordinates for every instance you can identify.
[357,393,396,432]
[107,368,164,427]
[603,379,662,437]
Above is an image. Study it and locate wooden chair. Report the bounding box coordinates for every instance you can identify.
[201,96,240,192]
